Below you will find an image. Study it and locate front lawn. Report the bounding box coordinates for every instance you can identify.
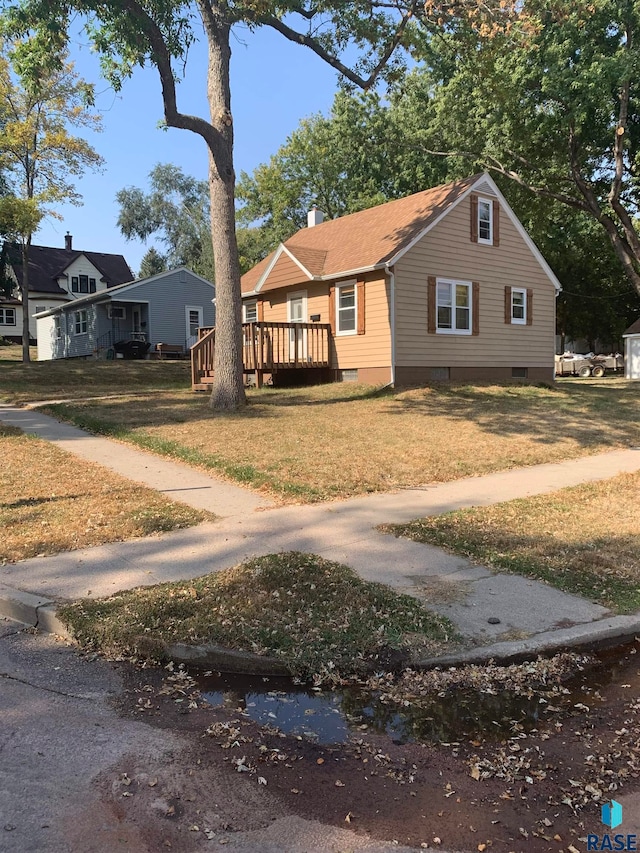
[42,378,640,503]
[0,357,191,403]
[384,470,640,613]
[0,424,209,564]
[58,552,457,679]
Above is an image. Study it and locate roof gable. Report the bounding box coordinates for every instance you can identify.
[241,173,562,296]
[624,318,640,335]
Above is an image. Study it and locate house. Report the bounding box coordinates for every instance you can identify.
[4,234,133,341]
[623,318,640,379]
[191,173,561,390]
[35,267,215,361]
[0,296,23,343]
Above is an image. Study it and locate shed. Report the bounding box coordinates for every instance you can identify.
[623,318,640,379]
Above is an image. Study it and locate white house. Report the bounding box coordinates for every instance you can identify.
[4,234,133,341]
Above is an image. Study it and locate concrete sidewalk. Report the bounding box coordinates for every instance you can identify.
[0,403,271,516]
[3,402,640,654]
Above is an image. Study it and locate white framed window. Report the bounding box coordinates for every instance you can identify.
[477,197,493,244]
[35,305,46,314]
[511,287,527,324]
[73,309,87,335]
[436,279,472,334]
[243,300,258,323]
[336,281,357,335]
[0,307,16,325]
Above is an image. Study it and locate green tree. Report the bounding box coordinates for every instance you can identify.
[0,39,102,361]
[6,0,471,408]
[418,0,640,298]
[138,246,166,279]
[117,163,214,281]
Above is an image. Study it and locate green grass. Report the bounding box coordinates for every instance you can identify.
[58,552,457,679]
[384,471,640,613]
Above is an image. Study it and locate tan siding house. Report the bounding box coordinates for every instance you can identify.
[233,173,560,387]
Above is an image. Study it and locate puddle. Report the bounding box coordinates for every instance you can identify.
[199,644,640,747]
[198,644,640,746]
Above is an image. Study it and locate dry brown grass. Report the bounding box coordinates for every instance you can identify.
[0,424,209,564]
[386,470,640,613]
[0,343,38,362]
[0,356,191,403]
[44,379,640,503]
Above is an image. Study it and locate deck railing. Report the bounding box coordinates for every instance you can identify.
[191,322,332,388]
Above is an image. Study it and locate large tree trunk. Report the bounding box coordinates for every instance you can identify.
[20,240,31,363]
[204,10,245,410]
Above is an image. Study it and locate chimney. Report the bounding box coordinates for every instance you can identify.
[64,232,72,251]
[307,206,324,228]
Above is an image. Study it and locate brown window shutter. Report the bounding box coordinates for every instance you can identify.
[470,194,478,243]
[492,200,500,246]
[472,281,480,336]
[504,285,512,324]
[357,280,365,335]
[328,285,336,334]
[257,301,264,322]
[427,276,436,333]
[526,288,533,325]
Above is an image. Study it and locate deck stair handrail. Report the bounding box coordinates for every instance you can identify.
[95,330,113,353]
[191,326,216,388]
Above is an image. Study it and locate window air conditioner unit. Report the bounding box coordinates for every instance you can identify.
[108,305,126,319]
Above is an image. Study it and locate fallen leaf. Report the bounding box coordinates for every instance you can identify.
[335,780,345,787]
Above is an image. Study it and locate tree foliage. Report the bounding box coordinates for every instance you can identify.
[138,245,167,279]
[117,163,214,281]
[0,37,102,360]
[417,0,640,297]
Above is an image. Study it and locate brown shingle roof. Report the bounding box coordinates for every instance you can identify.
[241,175,480,294]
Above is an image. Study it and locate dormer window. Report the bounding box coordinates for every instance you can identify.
[470,193,500,246]
[477,197,493,244]
[71,275,97,294]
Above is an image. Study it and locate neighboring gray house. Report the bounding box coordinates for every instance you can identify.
[35,267,215,361]
[623,318,640,379]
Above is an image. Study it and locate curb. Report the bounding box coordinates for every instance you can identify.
[2,584,639,672]
[415,615,640,669]
[0,585,71,638]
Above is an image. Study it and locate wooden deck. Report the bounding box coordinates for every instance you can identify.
[191,322,332,390]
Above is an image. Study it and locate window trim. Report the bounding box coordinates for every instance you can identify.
[510,287,527,325]
[435,278,473,336]
[73,309,88,336]
[335,280,357,337]
[0,307,16,325]
[243,300,258,323]
[185,304,203,340]
[477,196,494,245]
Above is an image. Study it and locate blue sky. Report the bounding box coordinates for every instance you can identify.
[34,21,343,275]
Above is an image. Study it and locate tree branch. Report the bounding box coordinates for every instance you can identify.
[256,8,414,90]
[118,0,224,156]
